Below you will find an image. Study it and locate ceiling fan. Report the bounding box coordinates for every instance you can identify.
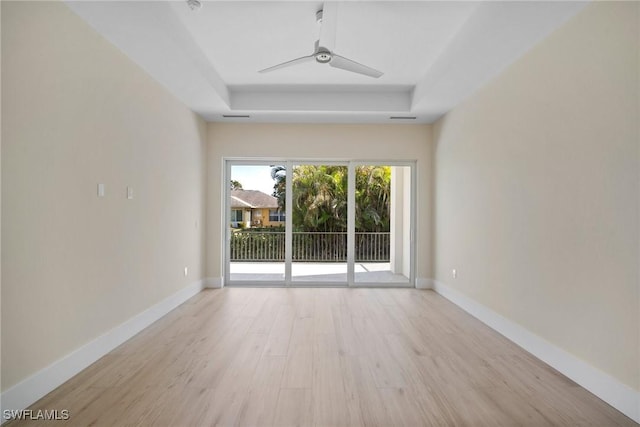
[258,4,383,78]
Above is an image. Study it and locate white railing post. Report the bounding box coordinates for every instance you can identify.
[230,231,390,262]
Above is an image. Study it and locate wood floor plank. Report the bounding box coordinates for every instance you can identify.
[312,333,363,427]
[250,355,287,388]
[8,288,637,427]
[313,292,336,335]
[378,387,430,427]
[236,355,287,426]
[159,386,219,427]
[280,344,313,389]
[273,388,313,427]
[239,288,270,317]
[290,288,315,319]
[331,303,366,356]
[247,294,282,335]
[236,387,281,427]
[185,316,254,389]
[262,304,295,357]
[214,333,268,392]
[351,317,407,389]
[340,355,393,426]
[288,317,315,348]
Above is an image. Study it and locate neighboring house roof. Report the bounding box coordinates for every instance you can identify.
[230,190,279,209]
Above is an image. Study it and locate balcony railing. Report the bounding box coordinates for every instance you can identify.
[230,231,390,262]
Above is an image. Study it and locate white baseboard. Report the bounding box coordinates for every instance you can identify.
[203,277,224,288]
[415,277,433,289]
[432,280,640,424]
[0,279,204,420]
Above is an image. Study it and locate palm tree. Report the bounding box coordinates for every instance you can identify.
[292,165,348,232]
[230,179,243,190]
[355,166,391,232]
[270,164,390,233]
[270,165,286,210]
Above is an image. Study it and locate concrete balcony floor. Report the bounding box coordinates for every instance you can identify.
[229,262,409,284]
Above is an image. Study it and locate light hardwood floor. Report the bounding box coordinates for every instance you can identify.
[9,288,637,426]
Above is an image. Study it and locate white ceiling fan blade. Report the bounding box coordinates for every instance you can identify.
[318,2,338,51]
[259,55,314,73]
[330,54,383,78]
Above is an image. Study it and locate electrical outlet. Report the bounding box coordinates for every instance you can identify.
[184,267,188,277]
[452,269,457,279]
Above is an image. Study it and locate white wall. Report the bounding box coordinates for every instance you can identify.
[434,1,639,392]
[390,166,412,278]
[206,123,433,284]
[1,1,206,391]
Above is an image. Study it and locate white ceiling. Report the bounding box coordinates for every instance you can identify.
[65,1,587,124]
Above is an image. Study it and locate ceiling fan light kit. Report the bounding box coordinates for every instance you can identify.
[259,4,383,78]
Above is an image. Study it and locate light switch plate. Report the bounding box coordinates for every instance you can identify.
[127,186,134,200]
[97,183,105,197]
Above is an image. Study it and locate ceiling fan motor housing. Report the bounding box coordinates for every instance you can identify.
[315,50,332,63]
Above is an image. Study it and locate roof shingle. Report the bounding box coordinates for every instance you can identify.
[230,190,278,209]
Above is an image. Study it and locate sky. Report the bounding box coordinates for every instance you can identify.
[231,165,280,195]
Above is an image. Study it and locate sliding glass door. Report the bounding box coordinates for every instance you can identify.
[225,160,414,287]
[353,164,412,285]
[226,162,287,283]
[291,163,349,284]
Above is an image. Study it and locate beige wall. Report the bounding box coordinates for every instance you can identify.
[1,1,206,390]
[206,123,433,281]
[433,1,639,390]
[3,0,636,404]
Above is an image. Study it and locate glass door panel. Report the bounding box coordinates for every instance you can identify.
[291,164,348,284]
[227,164,286,283]
[354,165,411,284]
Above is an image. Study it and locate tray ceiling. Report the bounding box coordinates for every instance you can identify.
[65,1,587,123]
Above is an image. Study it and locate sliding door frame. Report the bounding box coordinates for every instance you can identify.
[288,160,350,286]
[224,158,289,287]
[349,160,417,287]
[223,158,416,288]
